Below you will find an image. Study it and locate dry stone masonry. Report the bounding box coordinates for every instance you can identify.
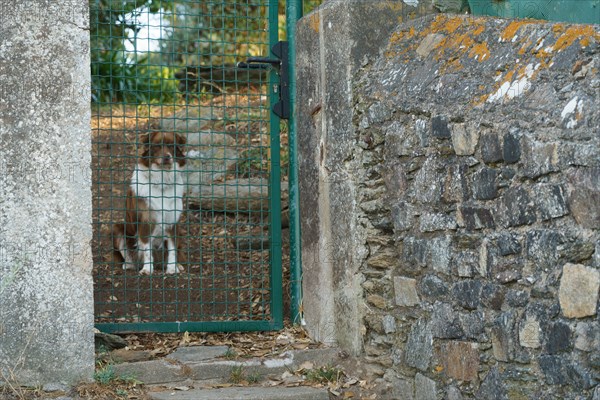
[298,9,599,400]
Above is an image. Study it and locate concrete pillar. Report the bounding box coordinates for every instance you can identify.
[0,0,94,386]
[296,0,437,355]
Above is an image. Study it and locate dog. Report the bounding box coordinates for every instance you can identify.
[113,131,187,274]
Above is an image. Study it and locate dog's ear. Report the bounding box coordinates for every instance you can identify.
[174,132,187,145]
[140,133,151,146]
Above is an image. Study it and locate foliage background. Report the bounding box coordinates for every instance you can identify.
[90,0,324,104]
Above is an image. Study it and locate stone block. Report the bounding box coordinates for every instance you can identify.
[394,276,420,307]
[405,319,433,372]
[523,140,559,179]
[419,275,449,300]
[412,158,444,204]
[525,230,560,270]
[574,321,599,352]
[505,289,529,307]
[544,321,572,354]
[430,302,464,339]
[499,187,536,227]
[452,280,482,310]
[431,115,451,138]
[390,201,415,232]
[476,367,507,400]
[439,341,479,382]
[502,132,521,164]
[558,263,599,318]
[567,167,600,229]
[518,317,541,348]
[472,167,499,200]
[419,212,457,232]
[537,184,569,221]
[389,376,415,400]
[481,283,505,310]
[453,251,477,277]
[559,240,595,264]
[451,123,479,155]
[402,237,428,268]
[382,315,397,333]
[459,311,485,340]
[446,386,464,400]
[367,247,399,270]
[480,132,503,164]
[491,311,516,362]
[497,234,522,256]
[429,236,452,274]
[458,206,495,230]
[442,164,470,203]
[415,373,436,400]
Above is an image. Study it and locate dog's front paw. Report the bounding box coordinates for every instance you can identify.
[166,264,184,274]
[139,266,153,275]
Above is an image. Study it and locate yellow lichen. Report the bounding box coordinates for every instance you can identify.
[518,39,533,55]
[500,20,536,42]
[469,42,490,61]
[308,13,320,33]
[552,26,599,51]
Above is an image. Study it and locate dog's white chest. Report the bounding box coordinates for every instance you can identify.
[131,165,185,229]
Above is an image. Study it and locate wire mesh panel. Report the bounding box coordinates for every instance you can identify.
[91,0,283,332]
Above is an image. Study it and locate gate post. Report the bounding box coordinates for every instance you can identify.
[295,0,437,354]
[0,0,94,386]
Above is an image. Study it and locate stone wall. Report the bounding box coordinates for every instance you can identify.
[0,0,94,386]
[298,9,599,400]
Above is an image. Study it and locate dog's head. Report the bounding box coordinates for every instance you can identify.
[140,131,186,169]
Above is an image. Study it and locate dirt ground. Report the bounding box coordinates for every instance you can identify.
[91,91,291,326]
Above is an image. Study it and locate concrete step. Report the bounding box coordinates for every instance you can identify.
[147,386,330,400]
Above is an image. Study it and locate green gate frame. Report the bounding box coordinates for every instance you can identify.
[92,0,296,333]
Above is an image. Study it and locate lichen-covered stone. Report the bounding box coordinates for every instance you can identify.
[558,263,600,318]
[299,10,600,400]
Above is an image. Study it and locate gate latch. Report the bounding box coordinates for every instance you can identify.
[238,41,289,119]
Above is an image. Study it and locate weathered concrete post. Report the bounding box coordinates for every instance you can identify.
[0,0,94,386]
[296,0,437,354]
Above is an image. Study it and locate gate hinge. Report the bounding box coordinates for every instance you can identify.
[237,41,289,119]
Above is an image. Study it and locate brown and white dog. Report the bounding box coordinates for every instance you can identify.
[113,131,186,274]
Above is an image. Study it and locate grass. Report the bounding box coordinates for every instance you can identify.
[223,348,238,360]
[229,366,245,384]
[305,365,343,384]
[228,365,262,385]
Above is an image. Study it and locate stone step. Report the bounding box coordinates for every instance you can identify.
[112,346,340,385]
[147,386,330,400]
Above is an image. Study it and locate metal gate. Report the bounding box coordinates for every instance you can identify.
[91,0,285,332]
